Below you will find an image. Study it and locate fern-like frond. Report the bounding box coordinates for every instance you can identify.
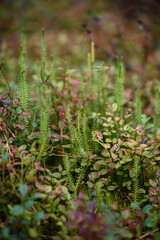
[116,56,124,118]
[73,166,85,198]
[19,44,28,111]
[76,108,84,156]
[41,28,47,80]
[38,97,50,160]
[64,155,75,191]
[21,28,26,59]
[82,113,90,160]
[131,156,140,204]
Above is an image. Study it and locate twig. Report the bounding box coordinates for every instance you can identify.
[0,63,12,100]
[136,228,160,240]
[3,130,13,162]
[2,122,16,138]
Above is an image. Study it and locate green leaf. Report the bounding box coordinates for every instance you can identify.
[140,199,148,204]
[18,184,28,197]
[24,200,34,210]
[131,203,140,210]
[96,181,103,189]
[2,151,9,161]
[100,169,108,175]
[34,211,45,221]
[18,145,27,151]
[22,218,31,225]
[149,179,157,187]
[129,168,135,178]
[12,205,25,216]
[144,124,154,130]
[144,218,153,228]
[112,103,118,112]
[45,186,52,193]
[52,172,61,178]
[31,193,41,199]
[28,228,38,238]
[115,162,121,169]
[62,186,71,199]
[142,204,153,214]
[108,185,116,191]
[141,114,151,124]
[141,114,147,124]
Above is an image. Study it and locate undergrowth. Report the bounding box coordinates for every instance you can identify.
[0,29,160,240]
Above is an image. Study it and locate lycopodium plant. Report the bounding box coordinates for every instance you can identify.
[50,54,55,86]
[82,112,90,161]
[66,102,79,150]
[87,52,91,73]
[91,41,95,90]
[87,42,95,96]
[79,75,85,106]
[66,102,91,160]
[64,154,75,191]
[131,156,140,205]
[36,62,43,107]
[19,32,28,130]
[153,88,160,137]
[116,56,124,118]
[41,28,47,81]
[64,154,86,199]
[40,28,50,104]
[96,61,108,113]
[65,102,91,197]
[19,40,28,112]
[135,89,141,126]
[40,28,55,107]
[91,41,95,64]
[21,28,26,59]
[100,61,107,113]
[38,97,50,162]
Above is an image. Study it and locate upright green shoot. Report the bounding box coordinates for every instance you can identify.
[101,61,106,107]
[136,89,141,125]
[50,55,54,86]
[19,43,28,112]
[91,41,95,63]
[41,28,47,81]
[116,56,124,118]
[87,52,91,73]
[79,75,85,107]
[132,156,140,204]
[82,113,90,160]
[154,88,160,137]
[64,155,75,191]
[38,97,50,161]
[66,102,78,145]
[91,42,95,87]
[21,28,26,59]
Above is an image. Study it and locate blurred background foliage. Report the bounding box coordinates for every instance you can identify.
[0,0,160,113]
